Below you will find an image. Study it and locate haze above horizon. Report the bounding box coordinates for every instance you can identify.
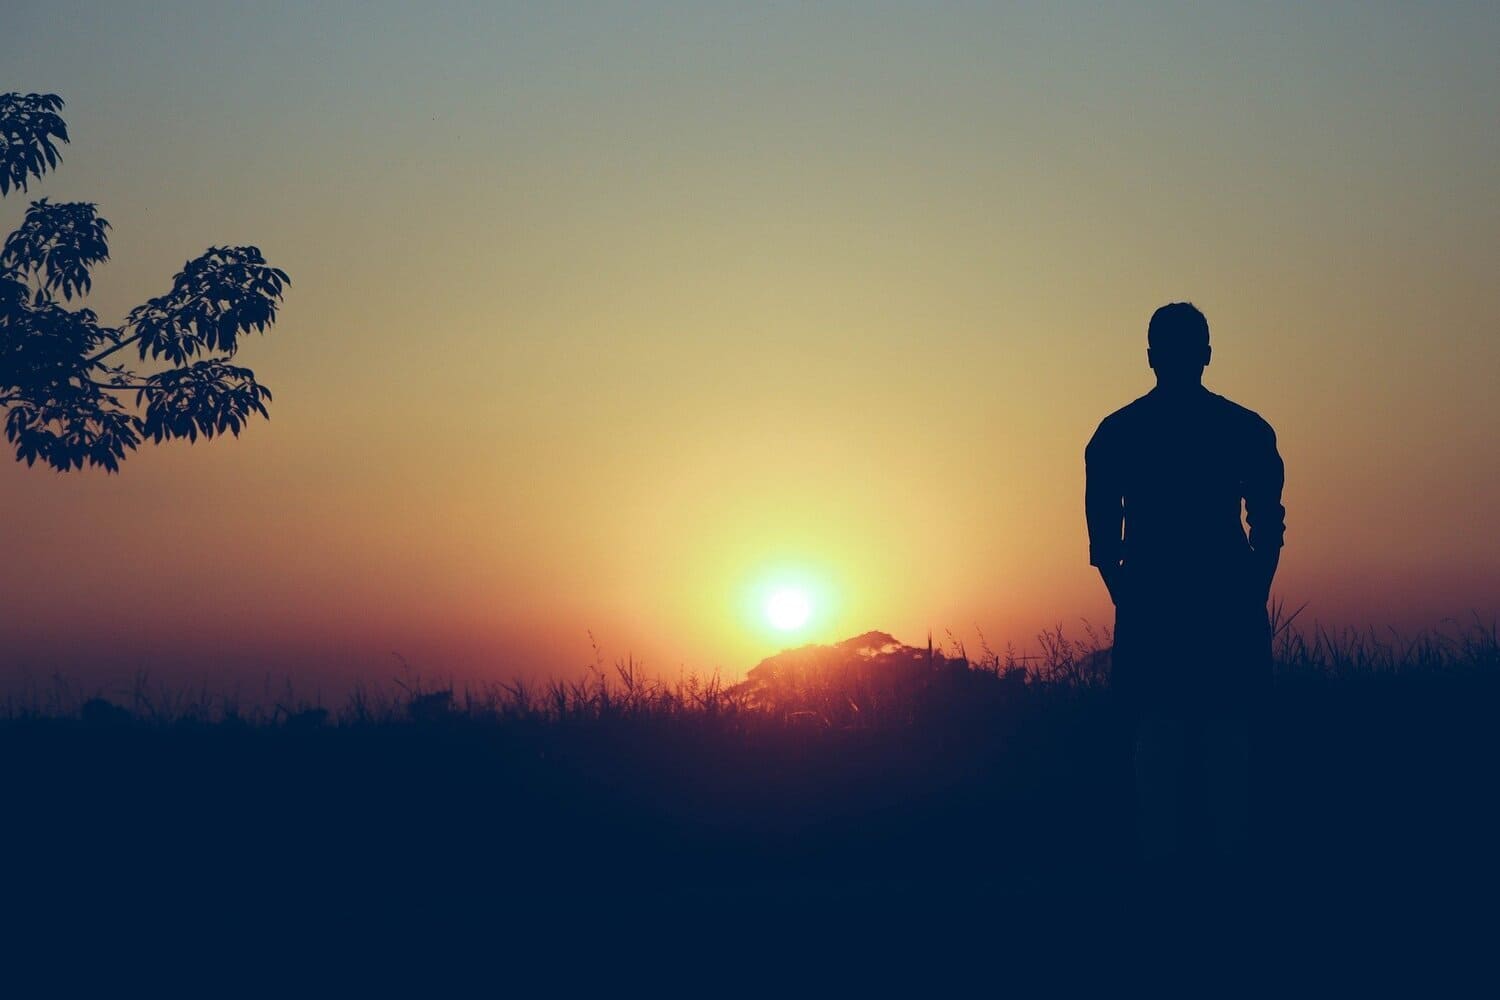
[2,1,1496,688]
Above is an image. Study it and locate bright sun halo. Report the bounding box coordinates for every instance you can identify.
[765,587,812,631]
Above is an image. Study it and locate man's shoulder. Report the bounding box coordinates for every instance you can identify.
[1090,393,1153,438]
[1085,394,1153,460]
[1209,392,1277,437]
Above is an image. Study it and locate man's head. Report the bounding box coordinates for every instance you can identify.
[1147,302,1211,387]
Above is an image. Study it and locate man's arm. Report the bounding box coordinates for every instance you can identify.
[1244,419,1286,604]
[1085,424,1125,605]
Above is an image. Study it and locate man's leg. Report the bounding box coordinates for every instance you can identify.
[1134,715,1186,863]
[1200,716,1252,863]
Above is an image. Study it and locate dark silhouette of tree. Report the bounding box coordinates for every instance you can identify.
[0,92,289,471]
[731,631,999,726]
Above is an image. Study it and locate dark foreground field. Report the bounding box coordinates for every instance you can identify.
[6,621,1500,980]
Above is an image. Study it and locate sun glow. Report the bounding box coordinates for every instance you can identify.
[740,566,839,647]
[764,587,813,631]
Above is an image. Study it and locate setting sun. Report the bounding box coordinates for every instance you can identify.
[765,587,813,632]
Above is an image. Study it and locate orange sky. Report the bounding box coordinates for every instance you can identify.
[2,3,1496,694]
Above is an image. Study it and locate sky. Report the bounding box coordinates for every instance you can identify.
[2,1,1496,694]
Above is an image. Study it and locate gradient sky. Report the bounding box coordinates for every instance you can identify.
[3,1,1496,694]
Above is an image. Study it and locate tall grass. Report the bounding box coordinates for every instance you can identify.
[4,611,1494,730]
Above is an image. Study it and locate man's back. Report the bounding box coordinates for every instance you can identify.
[1086,385,1284,587]
[1086,383,1285,714]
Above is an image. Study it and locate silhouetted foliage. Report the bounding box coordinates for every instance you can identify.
[0,93,67,195]
[0,93,289,471]
[733,630,975,724]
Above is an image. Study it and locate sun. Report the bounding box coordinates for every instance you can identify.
[764,586,812,632]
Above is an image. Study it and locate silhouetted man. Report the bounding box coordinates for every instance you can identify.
[1085,302,1285,866]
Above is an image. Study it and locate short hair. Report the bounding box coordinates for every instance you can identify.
[1147,302,1210,351]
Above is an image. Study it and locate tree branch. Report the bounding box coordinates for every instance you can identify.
[85,332,141,367]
